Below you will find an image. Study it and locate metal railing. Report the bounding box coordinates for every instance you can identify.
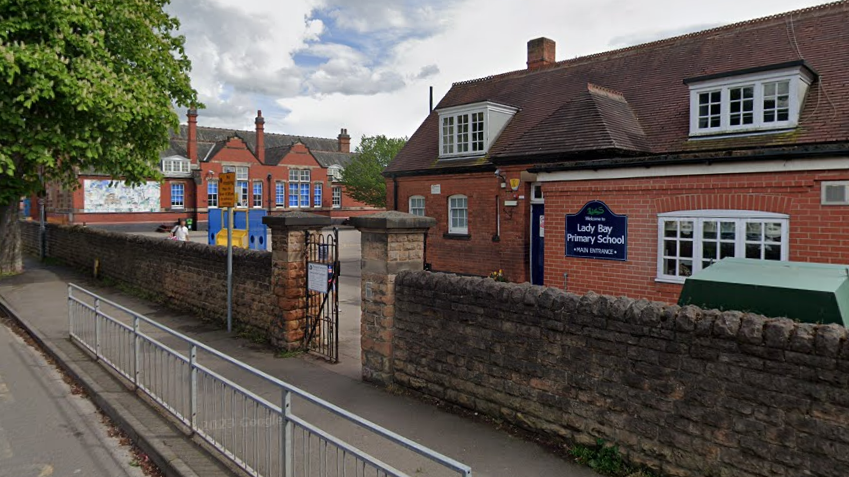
[68,284,471,477]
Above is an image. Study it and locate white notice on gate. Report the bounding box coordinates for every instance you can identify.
[308,262,328,293]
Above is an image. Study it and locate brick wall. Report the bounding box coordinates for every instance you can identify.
[392,166,532,282]
[393,270,849,477]
[19,221,278,334]
[545,168,849,303]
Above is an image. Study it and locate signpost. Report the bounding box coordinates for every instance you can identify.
[565,200,628,261]
[219,172,236,332]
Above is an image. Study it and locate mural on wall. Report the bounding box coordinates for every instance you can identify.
[84,180,161,213]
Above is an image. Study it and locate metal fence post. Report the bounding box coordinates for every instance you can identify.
[190,345,198,435]
[281,388,293,477]
[133,316,140,389]
[67,285,72,337]
[94,298,101,360]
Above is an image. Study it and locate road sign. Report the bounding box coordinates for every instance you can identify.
[219,172,236,208]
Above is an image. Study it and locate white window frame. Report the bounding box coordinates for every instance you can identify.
[657,210,789,283]
[328,165,343,182]
[275,181,286,207]
[448,195,468,235]
[161,157,191,176]
[288,169,311,208]
[687,65,813,137]
[313,182,322,208]
[409,195,425,216]
[207,181,218,208]
[170,183,185,209]
[437,101,518,159]
[332,186,342,208]
[252,181,262,208]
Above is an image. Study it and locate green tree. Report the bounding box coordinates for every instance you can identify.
[340,135,406,208]
[0,1,199,274]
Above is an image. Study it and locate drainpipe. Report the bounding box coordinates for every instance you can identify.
[267,173,273,214]
[392,174,398,211]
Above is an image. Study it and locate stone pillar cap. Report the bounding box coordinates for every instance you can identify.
[350,211,436,230]
[263,211,331,227]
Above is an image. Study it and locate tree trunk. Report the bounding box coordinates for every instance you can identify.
[0,201,23,275]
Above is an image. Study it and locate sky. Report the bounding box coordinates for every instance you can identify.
[165,0,830,148]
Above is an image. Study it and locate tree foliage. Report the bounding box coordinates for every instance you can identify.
[0,0,200,273]
[339,135,406,208]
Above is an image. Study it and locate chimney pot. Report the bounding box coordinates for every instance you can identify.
[527,37,556,70]
[255,110,265,163]
[186,108,198,162]
[337,128,351,153]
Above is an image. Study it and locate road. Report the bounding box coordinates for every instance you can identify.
[0,318,144,477]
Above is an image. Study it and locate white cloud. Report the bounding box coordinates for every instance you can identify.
[167,0,830,146]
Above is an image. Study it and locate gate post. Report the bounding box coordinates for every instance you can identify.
[350,211,435,386]
[263,212,331,351]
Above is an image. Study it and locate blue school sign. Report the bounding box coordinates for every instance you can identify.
[565,200,628,261]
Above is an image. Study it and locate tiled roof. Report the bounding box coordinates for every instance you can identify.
[386,1,849,174]
[312,151,355,168]
[163,125,341,164]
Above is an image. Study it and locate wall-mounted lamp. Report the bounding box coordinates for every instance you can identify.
[494,168,507,188]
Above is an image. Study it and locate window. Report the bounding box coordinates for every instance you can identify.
[328,165,343,182]
[409,196,425,216]
[438,101,518,159]
[657,211,789,283]
[288,169,311,207]
[332,186,342,208]
[252,182,262,208]
[686,63,814,136]
[314,183,322,207]
[207,181,218,208]
[276,181,286,206]
[288,183,299,208]
[171,183,184,209]
[237,181,249,207]
[223,166,250,207]
[763,81,790,123]
[448,195,468,234]
[161,157,191,175]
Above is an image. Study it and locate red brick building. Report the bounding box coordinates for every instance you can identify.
[384,2,849,303]
[40,110,379,230]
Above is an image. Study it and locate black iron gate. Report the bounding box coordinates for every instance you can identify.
[304,228,340,362]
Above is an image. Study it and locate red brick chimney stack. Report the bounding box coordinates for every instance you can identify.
[527,37,556,70]
[186,108,198,162]
[255,110,265,164]
[338,128,350,153]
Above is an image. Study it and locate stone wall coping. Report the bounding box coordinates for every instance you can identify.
[350,211,436,231]
[263,212,331,227]
[396,270,849,358]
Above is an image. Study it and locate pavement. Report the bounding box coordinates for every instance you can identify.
[0,318,145,477]
[0,253,598,477]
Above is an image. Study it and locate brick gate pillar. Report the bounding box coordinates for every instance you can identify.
[350,211,435,385]
[263,212,331,350]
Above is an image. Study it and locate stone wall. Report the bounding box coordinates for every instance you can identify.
[20,221,277,334]
[393,271,849,477]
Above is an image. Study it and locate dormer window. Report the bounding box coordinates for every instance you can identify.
[161,156,191,177]
[685,61,815,137]
[328,165,343,182]
[437,101,518,159]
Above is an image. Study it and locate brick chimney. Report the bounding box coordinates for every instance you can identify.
[527,37,556,70]
[186,108,198,162]
[338,128,350,153]
[255,110,265,164]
